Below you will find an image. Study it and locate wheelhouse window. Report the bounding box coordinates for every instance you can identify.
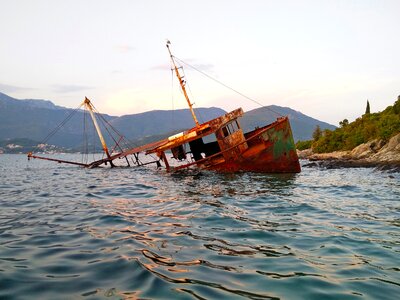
[222,120,240,138]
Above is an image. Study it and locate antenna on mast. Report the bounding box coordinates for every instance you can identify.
[166,40,200,127]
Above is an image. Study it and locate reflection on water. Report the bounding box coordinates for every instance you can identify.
[0,155,399,299]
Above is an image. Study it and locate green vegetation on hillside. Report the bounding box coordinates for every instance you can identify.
[295,140,312,150]
[296,96,400,153]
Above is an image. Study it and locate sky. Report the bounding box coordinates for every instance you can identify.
[1,0,399,125]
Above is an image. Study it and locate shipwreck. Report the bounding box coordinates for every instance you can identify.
[28,42,301,173]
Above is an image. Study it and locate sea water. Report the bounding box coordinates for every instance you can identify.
[0,154,399,299]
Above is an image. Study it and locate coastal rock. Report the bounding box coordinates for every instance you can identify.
[308,151,350,161]
[299,133,400,171]
[368,133,400,162]
[350,139,385,159]
[297,148,313,159]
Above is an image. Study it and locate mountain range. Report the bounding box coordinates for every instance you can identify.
[0,92,335,151]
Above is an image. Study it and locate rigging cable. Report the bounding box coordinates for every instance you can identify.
[93,112,130,166]
[173,56,283,117]
[91,113,97,162]
[82,108,88,164]
[30,103,84,154]
[89,102,159,163]
[180,66,205,124]
[171,68,175,127]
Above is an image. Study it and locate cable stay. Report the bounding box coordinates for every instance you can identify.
[172,56,283,117]
[27,97,162,169]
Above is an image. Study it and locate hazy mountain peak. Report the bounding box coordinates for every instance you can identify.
[0,92,336,146]
[0,92,63,110]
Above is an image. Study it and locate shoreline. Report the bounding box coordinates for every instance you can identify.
[302,158,400,172]
[298,133,400,172]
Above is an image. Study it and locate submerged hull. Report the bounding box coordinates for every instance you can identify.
[195,117,301,173]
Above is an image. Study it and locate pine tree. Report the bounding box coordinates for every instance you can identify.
[365,100,370,115]
[393,96,400,114]
[339,119,349,127]
[312,125,322,141]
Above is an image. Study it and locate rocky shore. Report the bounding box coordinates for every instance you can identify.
[298,133,400,172]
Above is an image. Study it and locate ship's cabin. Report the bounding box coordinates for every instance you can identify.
[167,111,248,165]
[145,108,248,170]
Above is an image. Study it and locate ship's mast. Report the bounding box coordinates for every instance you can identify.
[83,97,113,162]
[166,41,200,127]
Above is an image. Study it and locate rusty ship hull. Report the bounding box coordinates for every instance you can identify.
[142,108,301,173]
[202,118,300,173]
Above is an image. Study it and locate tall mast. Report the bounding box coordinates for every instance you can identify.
[166,40,200,127]
[83,97,112,160]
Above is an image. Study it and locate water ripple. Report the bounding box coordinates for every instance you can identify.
[0,154,399,299]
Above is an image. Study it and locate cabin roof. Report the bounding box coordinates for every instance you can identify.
[146,108,244,154]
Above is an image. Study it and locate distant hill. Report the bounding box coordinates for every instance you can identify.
[241,105,336,141]
[0,92,115,148]
[0,92,335,150]
[110,107,227,140]
[0,92,62,110]
[0,92,227,148]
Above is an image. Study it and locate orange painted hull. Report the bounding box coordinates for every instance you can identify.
[197,117,301,173]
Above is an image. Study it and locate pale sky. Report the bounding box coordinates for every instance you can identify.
[1,0,399,125]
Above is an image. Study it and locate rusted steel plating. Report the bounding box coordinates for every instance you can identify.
[142,113,300,173]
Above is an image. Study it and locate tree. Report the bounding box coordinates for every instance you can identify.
[312,96,399,153]
[312,125,322,141]
[394,96,400,114]
[339,119,349,128]
[365,100,370,115]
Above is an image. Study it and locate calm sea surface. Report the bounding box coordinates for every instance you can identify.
[0,154,399,300]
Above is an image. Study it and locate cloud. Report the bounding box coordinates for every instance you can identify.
[52,84,94,94]
[115,45,135,53]
[0,83,34,93]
